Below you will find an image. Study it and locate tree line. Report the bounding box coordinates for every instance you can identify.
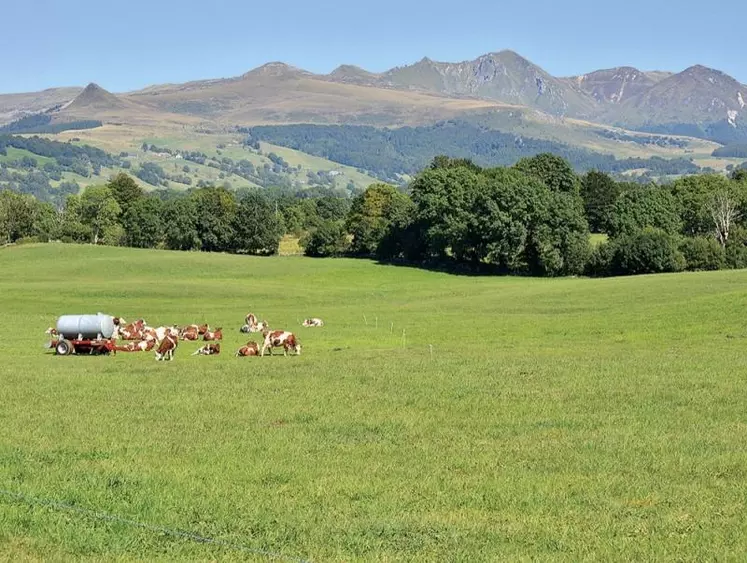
[3,156,747,278]
[0,173,349,254]
[244,122,706,183]
[309,154,747,277]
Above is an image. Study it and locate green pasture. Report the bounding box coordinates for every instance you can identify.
[1,244,746,561]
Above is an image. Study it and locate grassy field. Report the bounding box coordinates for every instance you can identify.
[1,244,747,561]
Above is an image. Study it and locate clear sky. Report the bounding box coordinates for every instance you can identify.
[2,0,744,94]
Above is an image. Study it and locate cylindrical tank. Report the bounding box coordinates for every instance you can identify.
[56,313,115,340]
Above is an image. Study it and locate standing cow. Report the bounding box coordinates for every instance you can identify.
[261,330,301,356]
[154,334,178,361]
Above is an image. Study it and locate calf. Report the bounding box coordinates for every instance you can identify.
[154,334,178,361]
[203,327,223,341]
[261,330,301,356]
[236,341,260,357]
[302,318,324,327]
[192,343,221,356]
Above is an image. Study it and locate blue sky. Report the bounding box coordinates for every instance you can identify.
[2,0,744,94]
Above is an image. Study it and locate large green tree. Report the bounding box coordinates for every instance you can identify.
[78,186,121,244]
[670,174,735,236]
[346,183,413,256]
[580,170,621,233]
[467,168,589,275]
[514,153,580,195]
[190,187,237,252]
[231,191,283,255]
[0,190,38,244]
[301,220,350,257]
[122,197,163,248]
[161,197,200,251]
[608,185,682,238]
[107,172,144,214]
[409,165,485,260]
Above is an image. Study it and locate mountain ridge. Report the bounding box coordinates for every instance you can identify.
[1,51,746,145]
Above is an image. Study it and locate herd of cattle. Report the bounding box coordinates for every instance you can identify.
[46,313,325,361]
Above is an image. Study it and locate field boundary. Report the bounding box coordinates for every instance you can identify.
[0,488,311,562]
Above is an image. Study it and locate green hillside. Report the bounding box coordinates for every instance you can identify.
[1,244,746,560]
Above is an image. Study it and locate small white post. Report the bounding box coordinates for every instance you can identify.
[375,316,378,329]
[390,321,394,333]
[402,329,406,349]
[364,314,368,326]
[429,344,433,360]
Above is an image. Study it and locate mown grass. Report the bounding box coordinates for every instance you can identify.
[1,244,747,561]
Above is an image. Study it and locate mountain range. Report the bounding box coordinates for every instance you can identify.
[1,50,744,143]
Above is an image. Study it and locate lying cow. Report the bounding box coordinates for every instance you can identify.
[203,327,223,341]
[302,318,324,327]
[192,343,221,356]
[261,330,301,356]
[236,341,260,357]
[116,340,155,352]
[180,325,200,341]
[119,318,146,340]
[240,320,268,333]
[154,334,178,361]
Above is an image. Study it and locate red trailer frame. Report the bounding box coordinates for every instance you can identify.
[48,338,117,356]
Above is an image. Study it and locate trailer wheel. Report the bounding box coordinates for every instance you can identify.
[56,340,72,356]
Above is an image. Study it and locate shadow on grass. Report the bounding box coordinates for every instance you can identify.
[370,256,516,278]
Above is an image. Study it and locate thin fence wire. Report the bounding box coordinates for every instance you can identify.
[0,488,311,563]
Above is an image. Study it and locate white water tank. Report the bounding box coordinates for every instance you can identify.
[56,313,115,340]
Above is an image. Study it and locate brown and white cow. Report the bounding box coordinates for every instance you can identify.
[240,320,268,333]
[236,341,260,357]
[116,340,155,352]
[143,325,179,343]
[119,318,146,340]
[203,327,223,341]
[180,325,200,341]
[261,330,301,356]
[192,343,221,356]
[302,318,324,327]
[154,334,178,361]
[45,327,58,337]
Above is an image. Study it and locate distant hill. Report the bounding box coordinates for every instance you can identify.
[0,87,82,126]
[63,83,130,112]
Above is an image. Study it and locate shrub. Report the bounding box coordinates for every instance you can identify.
[680,237,725,271]
[610,228,686,275]
[301,221,350,257]
[725,227,747,269]
[584,241,614,277]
